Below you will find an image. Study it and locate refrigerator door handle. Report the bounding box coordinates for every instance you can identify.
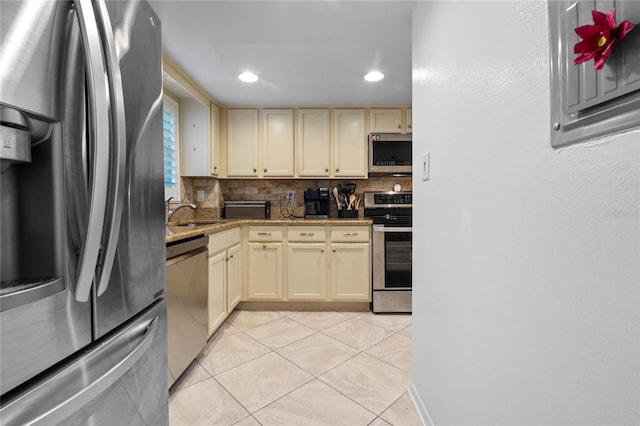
[0,316,159,426]
[73,0,111,302]
[93,0,127,297]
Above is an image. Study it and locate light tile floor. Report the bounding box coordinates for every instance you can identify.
[169,310,421,426]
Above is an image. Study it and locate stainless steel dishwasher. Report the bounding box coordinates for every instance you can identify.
[166,235,208,387]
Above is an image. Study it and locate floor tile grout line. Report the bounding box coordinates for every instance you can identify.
[315,373,384,420]
[195,331,274,378]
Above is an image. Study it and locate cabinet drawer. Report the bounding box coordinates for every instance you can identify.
[330,226,370,242]
[208,227,241,254]
[248,226,283,241]
[287,226,326,242]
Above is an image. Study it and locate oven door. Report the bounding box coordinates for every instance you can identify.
[372,225,412,290]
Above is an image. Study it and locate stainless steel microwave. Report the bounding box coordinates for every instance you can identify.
[368,133,412,175]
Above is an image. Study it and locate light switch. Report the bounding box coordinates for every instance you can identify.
[196,190,205,202]
[422,152,430,181]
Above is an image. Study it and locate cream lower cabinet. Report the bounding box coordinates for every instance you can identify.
[226,243,241,310]
[208,251,227,336]
[287,244,327,300]
[287,226,327,300]
[329,226,370,301]
[287,225,370,302]
[245,225,369,303]
[330,243,370,300]
[208,228,241,337]
[247,226,284,300]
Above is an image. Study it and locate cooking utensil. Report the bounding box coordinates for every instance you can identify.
[354,195,361,210]
[348,194,356,210]
[332,187,341,210]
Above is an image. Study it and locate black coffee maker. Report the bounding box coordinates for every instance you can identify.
[304,187,330,218]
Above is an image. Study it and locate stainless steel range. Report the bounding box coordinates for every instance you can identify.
[364,192,412,313]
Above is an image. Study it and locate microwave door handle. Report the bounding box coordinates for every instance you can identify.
[93,0,126,297]
[73,0,110,302]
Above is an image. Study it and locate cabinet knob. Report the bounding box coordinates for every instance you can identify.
[320,249,324,253]
[408,124,412,129]
[332,249,336,253]
[253,168,257,173]
[230,254,234,259]
[335,168,339,172]
[225,257,229,262]
[263,168,267,173]
[263,244,267,249]
[325,168,329,173]
[397,124,401,129]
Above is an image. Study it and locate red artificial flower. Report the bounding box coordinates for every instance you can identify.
[573,8,635,70]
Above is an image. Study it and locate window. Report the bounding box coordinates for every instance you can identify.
[163,95,180,200]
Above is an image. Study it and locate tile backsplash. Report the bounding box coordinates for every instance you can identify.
[181,176,412,219]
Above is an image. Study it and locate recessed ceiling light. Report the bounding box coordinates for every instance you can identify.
[364,71,384,82]
[238,71,259,83]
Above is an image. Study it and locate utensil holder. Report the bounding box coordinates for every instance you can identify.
[338,209,358,219]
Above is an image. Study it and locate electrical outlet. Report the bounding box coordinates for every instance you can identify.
[196,190,205,202]
[286,191,295,201]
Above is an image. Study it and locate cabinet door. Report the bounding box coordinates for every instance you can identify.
[370,108,403,133]
[208,250,227,337]
[287,243,327,300]
[248,243,283,300]
[330,243,370,301]
[333,109,367,178]
[227,109,259,177]
[181,98,211,176]
[226,243,241,311]
[262,109,294,177]
[210,103,219,176]
[297,109,331,177]
[405,107,412,134]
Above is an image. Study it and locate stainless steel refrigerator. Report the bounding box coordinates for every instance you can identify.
[0,0,168,424]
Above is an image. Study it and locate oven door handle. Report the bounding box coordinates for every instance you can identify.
[372,225,413,233]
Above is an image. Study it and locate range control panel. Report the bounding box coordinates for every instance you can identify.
[363,191,412,209]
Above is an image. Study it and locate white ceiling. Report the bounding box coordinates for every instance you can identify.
[148,1,416,107]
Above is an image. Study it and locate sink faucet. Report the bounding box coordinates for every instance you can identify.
[166,197,196,223]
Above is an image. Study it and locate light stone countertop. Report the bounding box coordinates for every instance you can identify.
[166,218,373,244]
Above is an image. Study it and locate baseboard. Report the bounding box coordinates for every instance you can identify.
[408,380,434,426]
[237,301,370,311]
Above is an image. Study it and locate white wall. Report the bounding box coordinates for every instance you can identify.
[410,2,639,425]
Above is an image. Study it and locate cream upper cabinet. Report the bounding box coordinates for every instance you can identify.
[333,109,367,178]
[181,97,211,176]
[227,109,259,177]
[370,107,412,134]
[370,108,402,133]
[262,109,294,177]
[210,103,220,176]
[405,107,412,133]
[297,109,331,177]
